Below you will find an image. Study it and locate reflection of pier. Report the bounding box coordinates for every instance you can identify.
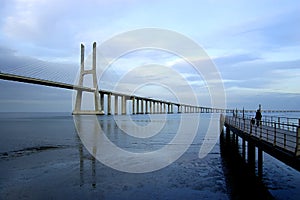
[222,114,300,177]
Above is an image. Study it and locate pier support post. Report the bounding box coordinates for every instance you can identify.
[248,141,255,174]
[295,120,300,156]
[242,137,246,159]
[258,148,263,177]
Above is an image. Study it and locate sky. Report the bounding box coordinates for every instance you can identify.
[0,0,300,112]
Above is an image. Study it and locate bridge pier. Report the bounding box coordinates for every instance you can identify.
[73,42,104,115]
[149,101,152,114]
[114,95,118,115]
[108,93,112,115]
[141,99,144,114]
[145,100,149,114]
[132,97,135,114]
[122,96,126,115]
[136,99,140,114]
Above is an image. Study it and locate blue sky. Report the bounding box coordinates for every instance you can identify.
[0,0,300,112]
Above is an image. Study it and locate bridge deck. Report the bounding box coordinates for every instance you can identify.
[0,72,95,92]
[224,115,300,171]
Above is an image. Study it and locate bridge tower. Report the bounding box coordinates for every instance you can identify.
[73,42,104,115]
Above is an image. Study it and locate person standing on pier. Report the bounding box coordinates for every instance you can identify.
[255,109,262,126]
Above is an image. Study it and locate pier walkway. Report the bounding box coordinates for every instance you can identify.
[223,114,300,174]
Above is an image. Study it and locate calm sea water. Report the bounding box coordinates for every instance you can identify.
[0,112,299,200]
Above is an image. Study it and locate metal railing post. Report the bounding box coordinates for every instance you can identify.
[260,125,262,140]
[274,122,277,146]
[296,119,300,156]
[284,134,286,149]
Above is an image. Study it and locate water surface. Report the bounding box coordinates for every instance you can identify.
[0,113,299,199]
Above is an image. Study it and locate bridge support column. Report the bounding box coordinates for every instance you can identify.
[141,99,144,114]
[114,95,118,115]
[73,42,104,115]
[150,101,152,114]
[100,93,104,113]
[132,97,135,114]
[160,102,162,113]
[122,96,126,115]
[136,99,140,114]
[152,101,155,114]
[108,93,112,115]
[145,101,149,114]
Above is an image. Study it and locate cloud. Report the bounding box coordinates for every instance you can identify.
[1,0,139,59]
[213,53,261,66]
[0,45,78,83]
[225,86,300,110]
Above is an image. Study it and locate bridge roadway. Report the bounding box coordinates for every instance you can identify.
[1,71,299,115]
[223,114,300,174]
[0,72,229,114]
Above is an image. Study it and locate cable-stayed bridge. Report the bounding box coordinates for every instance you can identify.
[0,42,299,115]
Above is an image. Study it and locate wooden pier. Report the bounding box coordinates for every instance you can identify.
[222,114,300,175]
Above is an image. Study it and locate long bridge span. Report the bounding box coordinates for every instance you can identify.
[1,42,299,115]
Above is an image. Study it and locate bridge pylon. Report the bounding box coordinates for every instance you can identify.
[73,42,104,115]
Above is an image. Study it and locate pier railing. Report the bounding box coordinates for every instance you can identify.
[224,115,300,156]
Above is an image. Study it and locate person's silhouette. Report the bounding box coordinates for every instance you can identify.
[255,109,262,126]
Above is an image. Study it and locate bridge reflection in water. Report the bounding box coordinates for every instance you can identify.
[2,112,298,198]
[74,113,285,199]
